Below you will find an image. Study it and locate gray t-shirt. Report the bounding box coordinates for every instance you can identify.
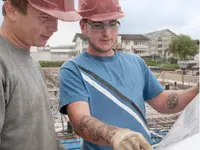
[0,35,65,150]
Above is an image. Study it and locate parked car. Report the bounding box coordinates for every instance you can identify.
[192,65,199,76]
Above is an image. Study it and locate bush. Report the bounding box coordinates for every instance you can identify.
[144,60,158,66]
[168,58,178,64]
[160,64,179,71]
[160,64,179,69]
[39,61,65,67]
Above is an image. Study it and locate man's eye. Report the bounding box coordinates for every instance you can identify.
[41,15,49,20]
[109,23,117,27]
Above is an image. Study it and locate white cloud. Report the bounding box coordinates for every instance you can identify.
[119,0,200,38]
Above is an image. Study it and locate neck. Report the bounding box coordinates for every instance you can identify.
[0,20,30,50]
[87,44,114,57]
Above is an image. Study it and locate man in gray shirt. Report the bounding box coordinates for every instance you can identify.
[0,0,81,149]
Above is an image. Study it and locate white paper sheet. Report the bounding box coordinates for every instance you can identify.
[156,94,199,150]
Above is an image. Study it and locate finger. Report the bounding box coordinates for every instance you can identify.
[140,144,154,150]
[118,141,140,150]
[139,139,154,150]
[122,135,140,150]
[134,134,153,150]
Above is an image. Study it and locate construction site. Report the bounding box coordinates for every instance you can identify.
[42,67,199,149]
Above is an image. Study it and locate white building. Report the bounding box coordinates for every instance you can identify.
[72,33,150,57]
[144,29,177,59]
[117,34,150,57]
[30,46,51,61]
[50,45,78,61]
[72,33,88,54]
[30,45,78,61]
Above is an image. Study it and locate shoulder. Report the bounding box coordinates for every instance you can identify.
[0,36,12,55]
[61,56,79,71]
[60,56,84,79]
[0,37,15,69]
[0,39,21,85]
[0,50,10,78]
[61,52,89,71]
[117,51,146,66]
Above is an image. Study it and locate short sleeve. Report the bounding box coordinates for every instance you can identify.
[138,57,164,101]
[59,62,89,114]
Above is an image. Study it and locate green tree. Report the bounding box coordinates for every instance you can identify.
[168,35,199,60]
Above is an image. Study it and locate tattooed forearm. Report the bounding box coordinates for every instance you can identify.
[105,126,118,142]
[167,92,179,109]
[74,115,118,144]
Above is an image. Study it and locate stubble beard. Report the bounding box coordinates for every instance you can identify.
[88,38,116,53]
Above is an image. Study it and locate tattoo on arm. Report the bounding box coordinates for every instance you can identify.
[105,126,117,142]
[74,115,118,144]
[167,92,179,109]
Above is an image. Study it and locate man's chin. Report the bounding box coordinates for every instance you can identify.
[34,42,47,47]
[99,46,114,52]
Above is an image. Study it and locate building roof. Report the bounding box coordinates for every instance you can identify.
[51,45,75,49]
[144,29,177,36]
[50,49,77,53]
[119,34,150,41]
[72,33,150,42]
[72,33,87,42]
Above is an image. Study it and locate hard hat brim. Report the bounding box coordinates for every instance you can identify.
[30,2,81,22]
[85,12,125,22]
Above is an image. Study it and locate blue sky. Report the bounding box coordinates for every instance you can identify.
[0,0,199,46]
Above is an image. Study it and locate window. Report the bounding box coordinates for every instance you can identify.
[134,41,141,45]
[158,44,162,48]
[158,37,162,41]
[125,41,130,45]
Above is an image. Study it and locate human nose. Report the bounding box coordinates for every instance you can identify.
[101,25,112,35]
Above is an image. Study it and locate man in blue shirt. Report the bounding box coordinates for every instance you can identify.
[59,0,199,150]
[0,0,81,150]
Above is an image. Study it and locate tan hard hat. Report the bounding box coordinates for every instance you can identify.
[78,0,125,21]
[28,0,81,22]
